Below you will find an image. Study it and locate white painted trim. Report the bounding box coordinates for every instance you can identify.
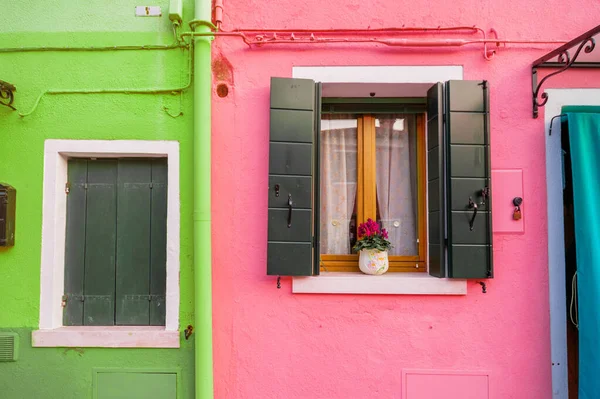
[37,140,180,347]
[293,272,466,295]
[291,65,465,294]
[545,89,600,399]
[32,326,179,348]
[292,65,463,83]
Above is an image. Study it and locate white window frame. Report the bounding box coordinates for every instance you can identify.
[33,140,180,348]
[291,65,467,295]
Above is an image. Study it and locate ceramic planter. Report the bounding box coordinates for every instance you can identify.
[358,249,389,275]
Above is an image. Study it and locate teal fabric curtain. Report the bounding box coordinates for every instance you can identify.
[566,108,600,399]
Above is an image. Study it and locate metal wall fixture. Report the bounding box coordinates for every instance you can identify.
[0,80,16,110]
[532,25,600,118]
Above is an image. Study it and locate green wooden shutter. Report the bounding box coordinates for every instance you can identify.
[83,160,118,325]
[267,77,318,276]
[445,80,493,278]
[64,159,89,325]
[64,159,167,326]
[426,83,446,277]
[116,160,152,325]
[149,159,168,325]
[64,160,118,325]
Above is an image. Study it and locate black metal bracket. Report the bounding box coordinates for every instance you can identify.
[532,25,600,118]
[478,281,487,294]
[0,80,16,111]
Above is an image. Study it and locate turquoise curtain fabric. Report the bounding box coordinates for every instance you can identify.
[566,109,600,399]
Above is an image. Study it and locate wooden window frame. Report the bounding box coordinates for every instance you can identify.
[320,113,427,273]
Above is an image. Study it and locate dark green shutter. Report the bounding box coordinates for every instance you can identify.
[426,83,446,277]
[116,160,152,325]
[427,80,493,279]
[64,160,89,325]
[64,158,167,326]
[83,160,118,325]
[445,80,493,278]
[149,159,168,325]
[267,77,318,276]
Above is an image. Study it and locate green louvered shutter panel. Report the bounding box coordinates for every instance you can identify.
[445,80,493,278]
[267,77,318,276]
[426,83,446,277]
[116,159,167,325]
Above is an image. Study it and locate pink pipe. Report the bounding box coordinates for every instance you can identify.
[245,36,566,47]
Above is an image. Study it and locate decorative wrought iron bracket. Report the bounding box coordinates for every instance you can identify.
[532,25,600,118]
[0,80,16,111]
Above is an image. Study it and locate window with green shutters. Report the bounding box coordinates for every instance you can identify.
[267,77,493,279]
[63,158,168,326]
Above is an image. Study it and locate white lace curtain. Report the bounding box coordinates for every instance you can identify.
[375,115,418,255]
[320,115,357,255]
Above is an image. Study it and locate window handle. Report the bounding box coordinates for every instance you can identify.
[287,194,293,228]
[468,197,478,231]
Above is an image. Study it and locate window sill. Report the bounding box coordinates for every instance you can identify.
[292,272,467,295]
[32,326,180,348]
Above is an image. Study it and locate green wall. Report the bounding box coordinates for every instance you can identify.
[0,2,196,397]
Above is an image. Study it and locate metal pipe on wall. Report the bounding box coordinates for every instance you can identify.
[193,0,214,397]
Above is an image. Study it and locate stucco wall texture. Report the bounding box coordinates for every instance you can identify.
[211,2,600,399]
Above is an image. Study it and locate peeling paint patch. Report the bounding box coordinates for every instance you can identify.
[212,52,234,85]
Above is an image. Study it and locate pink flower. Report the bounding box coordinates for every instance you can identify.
[382,228,388,239]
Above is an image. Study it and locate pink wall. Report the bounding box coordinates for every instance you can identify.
[211,1,600,397]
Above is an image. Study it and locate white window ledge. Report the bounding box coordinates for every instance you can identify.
[32,326,180,348]
[292,272,467,295]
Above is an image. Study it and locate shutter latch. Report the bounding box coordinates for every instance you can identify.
[468,197,478,231]
[287,194,293,228]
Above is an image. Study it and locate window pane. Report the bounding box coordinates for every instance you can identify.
[375,114,418,256]
[320,114,358,255]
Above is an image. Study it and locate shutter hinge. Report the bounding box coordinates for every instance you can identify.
[312,236,316,248]
[61,295,67,307]
[65,182,71,194]
[150,182,153,189]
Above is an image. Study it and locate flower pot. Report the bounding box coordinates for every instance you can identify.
[358,249,389,275]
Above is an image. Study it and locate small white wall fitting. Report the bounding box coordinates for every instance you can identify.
[135,6,162,17]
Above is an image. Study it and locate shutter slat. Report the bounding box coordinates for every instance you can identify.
[115,160,152,325]
[64,160,88,325]
[446,80,493,278]
[267,77,317,276]
[150,159,168,326]
[83,160,117,326]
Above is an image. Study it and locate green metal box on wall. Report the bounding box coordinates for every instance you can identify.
[93,369,180,399]
[0,184,16,247]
